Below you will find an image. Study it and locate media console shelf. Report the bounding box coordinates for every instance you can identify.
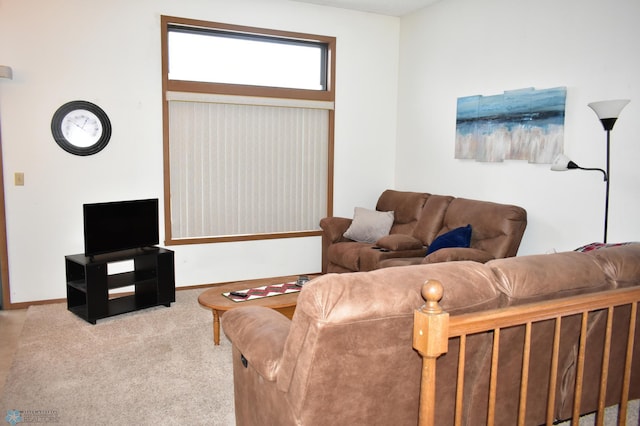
[65,247,175,324]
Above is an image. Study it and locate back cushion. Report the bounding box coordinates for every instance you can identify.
[440,198,527,258]
[584,243,640,285]
[488,251,612,303]
[309,261,503,319]
[375,190,428,235]
[412,195,453,245]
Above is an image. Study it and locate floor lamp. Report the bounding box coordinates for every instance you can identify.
[551,99,630,243]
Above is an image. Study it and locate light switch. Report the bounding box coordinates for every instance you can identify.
[14,172,24,186]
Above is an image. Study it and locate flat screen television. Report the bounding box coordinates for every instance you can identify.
[83,198,159,256]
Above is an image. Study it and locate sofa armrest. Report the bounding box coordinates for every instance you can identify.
[319,216,353,243]
[221,306,291,381]
[422,247,495,264]
[320,216,354,273]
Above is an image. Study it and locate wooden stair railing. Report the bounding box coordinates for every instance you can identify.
[413,280,640,426]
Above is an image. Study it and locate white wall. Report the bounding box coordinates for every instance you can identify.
[0,0,400,303]
[7,0,634,305]
[397,0,640,255]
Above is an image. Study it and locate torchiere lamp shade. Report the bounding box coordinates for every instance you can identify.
[588,99,630,130]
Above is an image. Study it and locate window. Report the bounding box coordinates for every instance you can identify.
[168,27,327,90]
[161,16,335,244]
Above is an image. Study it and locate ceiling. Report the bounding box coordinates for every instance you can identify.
[289,0,442,16]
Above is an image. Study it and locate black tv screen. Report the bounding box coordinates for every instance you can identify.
[83,198,159,256]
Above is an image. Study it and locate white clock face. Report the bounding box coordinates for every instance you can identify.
[60,109,103,148]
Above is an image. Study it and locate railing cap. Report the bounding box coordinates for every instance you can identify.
[421,279,444,314]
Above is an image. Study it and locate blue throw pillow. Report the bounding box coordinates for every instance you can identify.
[426,224,472,255]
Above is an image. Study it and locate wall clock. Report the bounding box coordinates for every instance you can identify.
[51,100,112,156]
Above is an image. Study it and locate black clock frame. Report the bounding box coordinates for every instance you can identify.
[51,100,112,156]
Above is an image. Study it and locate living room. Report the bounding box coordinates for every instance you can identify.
[0,0,638,306]
[1,0,639,424]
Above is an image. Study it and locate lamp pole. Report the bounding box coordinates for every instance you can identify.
[603,128,611,243]
[600,116,619,244]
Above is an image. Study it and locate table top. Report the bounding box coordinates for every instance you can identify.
[198,276,314,312]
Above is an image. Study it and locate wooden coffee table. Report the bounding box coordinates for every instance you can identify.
[198,275,311,345]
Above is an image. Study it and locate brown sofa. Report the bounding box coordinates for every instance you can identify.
[221,244,640,425]
[320,189,527,273]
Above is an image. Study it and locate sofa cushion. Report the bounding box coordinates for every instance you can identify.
[294,262,503,328]
[584,243,640,284]
[376,234,424,251]
[412,194,454,244]
[438,198,527,259]
[426,224,472,255]
[343,207,394,243]
[488,251,612,301]
[376,190,428,236]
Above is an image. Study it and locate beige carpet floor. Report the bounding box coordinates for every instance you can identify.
[0,289,235,425]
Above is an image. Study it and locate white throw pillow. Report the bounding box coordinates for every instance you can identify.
[343,207,394,243]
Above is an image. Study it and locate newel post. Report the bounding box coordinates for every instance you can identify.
[413,279,450,426]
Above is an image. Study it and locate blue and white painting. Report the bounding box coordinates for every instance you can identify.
[455,87,566,163]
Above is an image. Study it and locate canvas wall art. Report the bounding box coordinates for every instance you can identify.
[455,87,567,163]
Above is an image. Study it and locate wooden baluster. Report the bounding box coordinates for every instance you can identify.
[413,280,450,426]
[619,301,638,425]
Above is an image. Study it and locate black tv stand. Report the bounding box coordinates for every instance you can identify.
[65,247,175,324]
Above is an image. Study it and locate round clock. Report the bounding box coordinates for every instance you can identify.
[51,100,112,156]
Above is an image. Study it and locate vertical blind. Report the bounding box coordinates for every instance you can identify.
[168,97,329,239]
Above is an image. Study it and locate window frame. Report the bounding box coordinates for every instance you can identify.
[160,16,335,246]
